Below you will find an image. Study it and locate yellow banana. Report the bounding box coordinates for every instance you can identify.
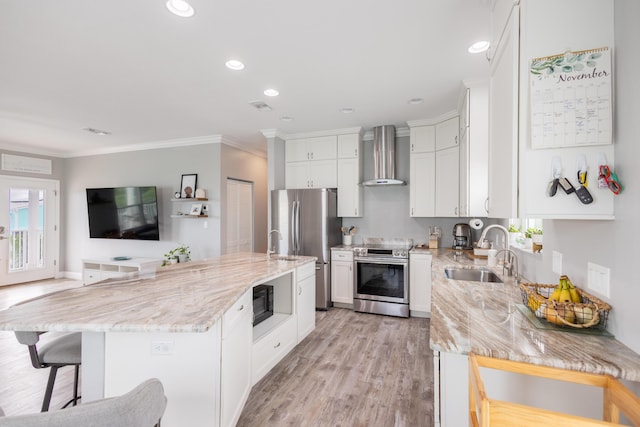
[566,276,581,303]
[556,276,572,302]
[549,284,562,301]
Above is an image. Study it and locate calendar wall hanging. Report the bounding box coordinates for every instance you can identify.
[529,47,612,149]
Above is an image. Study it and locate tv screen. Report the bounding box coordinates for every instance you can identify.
[86,186,160,240]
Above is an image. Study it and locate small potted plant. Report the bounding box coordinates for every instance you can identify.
[508,224,521,244]
[529,228,543,245]
[163,244,191,266]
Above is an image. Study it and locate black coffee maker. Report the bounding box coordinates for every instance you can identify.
[452,223,472,249]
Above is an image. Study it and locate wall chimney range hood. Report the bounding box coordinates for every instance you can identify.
[362,125,406,186]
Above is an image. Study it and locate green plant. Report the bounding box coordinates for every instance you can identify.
[524,227,542,239]
[162,244,191,266]
[508,224,520,233]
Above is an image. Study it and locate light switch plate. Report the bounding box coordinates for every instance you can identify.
[552,251,563,275]
[587,262,610,298]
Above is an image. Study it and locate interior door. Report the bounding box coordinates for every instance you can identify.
[225,178,254,254]
[0,176,59,286]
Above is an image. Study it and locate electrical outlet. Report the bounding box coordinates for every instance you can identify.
[587,262,610,298]
[151,341,174,355]
[552,251,563,275]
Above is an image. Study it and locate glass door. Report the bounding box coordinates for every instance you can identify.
[0,176,59,286]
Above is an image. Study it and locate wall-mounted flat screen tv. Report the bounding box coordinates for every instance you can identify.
[86,186,160,240]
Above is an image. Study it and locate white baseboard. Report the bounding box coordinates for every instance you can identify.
[59,271,82,281]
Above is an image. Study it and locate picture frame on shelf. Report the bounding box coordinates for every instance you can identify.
[180,174,197,199]
[190,203,203,216]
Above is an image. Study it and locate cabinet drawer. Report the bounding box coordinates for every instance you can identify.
[223,290,252,338]
[252,316,297,384]
[331,250,353,262]
[83,269,101,285]
[297,262,315,280]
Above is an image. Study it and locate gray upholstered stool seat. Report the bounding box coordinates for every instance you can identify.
[14,331,82,412]
[0,378,166,427]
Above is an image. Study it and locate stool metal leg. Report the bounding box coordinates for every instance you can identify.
[42,366,59,412]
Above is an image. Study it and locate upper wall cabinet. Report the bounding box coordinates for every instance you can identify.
[409,125,435,217]
[337,133,364,217]
[488,0,615,219]
[285,136,337,189]
[458,82,489,217]
[434,117,460,217]
[410,126,435,153]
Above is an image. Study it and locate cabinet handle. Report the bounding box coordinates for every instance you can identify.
[307,152,310,160]
[310,152,314,160]
[238,304,244,311]
[274,342,281,349]
[411,143,414,151]
[454,206,458,216]
[354,148,358,156]
[455,135,458,145]
[411,207,414,216]
[298,286,302,295]
[354,208,357,215]
[484,197,489,214]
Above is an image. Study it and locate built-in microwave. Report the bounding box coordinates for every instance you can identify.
[253,284,274,326]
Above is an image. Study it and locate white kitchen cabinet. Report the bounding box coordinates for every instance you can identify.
[286,136,338,189]
[410,125,435,153]
[409,151,435,217]
[409,252,432,317]
[458,82,489,217]
[488,0,519,219]
[337,133,363,217]
[435,117,459,151]
[296,262,316,343]
[221,289,252,427]
[286,136,337,162]
[330,249,353,306]
[286,159,337,189]
[487,0,614,219]
[435,146,459,217]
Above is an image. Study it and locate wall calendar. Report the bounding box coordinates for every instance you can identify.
[529,47,612,149]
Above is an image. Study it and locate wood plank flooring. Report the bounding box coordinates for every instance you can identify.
[237,309,434,427]
[0,280,434,426]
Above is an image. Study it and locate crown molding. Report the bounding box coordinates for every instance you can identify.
[65,135,224,158]
[406,110,458,128]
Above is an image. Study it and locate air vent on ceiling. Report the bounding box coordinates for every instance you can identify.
[248,100,273,112]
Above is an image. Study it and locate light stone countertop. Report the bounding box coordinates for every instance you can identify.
[0,252,315,334]
[428,248,640,382]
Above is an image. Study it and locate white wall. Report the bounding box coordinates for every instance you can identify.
[62,143,267,274]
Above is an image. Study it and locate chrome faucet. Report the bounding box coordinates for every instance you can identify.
[496,249,519,280]
[478,224,510,250]
[267,229,282,258]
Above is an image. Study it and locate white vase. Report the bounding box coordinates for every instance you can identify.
[178,254,188,263]
[532,234,543,245]
[342,235,352,246]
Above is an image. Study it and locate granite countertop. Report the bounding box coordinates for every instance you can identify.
[429,249,640,382]
[0,253,315,334]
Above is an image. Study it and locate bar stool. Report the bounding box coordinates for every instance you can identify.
[14,331,81,412]
[0,378,166,427]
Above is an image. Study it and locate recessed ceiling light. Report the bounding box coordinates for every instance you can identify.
[468,40,490,54]
[225,59,245,71]
[166,0,195,17]
[340,107,355,114]
[280,116,294,122]
[264,88,279,97]
[82,127,111,136]
[408,98,424,105]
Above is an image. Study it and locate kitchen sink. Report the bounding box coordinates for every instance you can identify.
[444,267,503,283]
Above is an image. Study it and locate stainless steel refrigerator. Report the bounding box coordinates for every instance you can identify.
[271,188,341,310]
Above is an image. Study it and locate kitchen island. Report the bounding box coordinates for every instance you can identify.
[0,252,317,427]
[427,248,640,426]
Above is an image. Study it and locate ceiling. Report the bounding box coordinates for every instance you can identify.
[0,0,490,158]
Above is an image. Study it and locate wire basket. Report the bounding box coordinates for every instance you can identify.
[520,283,611,330]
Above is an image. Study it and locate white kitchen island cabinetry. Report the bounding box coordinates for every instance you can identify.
[82,257,161,285]
[409,251,432,317]
[330,248,354,307]
[296,262,316,343]
[285,136,337,189]
[337,133,364,217]
[220,289,252,427]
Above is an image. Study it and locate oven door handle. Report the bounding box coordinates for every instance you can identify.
[354,257,408,265]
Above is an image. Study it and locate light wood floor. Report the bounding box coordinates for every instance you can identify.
[237,309,434,427]
[0,280,434,426]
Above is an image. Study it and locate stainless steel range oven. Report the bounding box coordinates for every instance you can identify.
[353,244,410,318]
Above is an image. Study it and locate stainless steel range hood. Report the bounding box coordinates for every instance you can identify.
[362,125,406,186]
